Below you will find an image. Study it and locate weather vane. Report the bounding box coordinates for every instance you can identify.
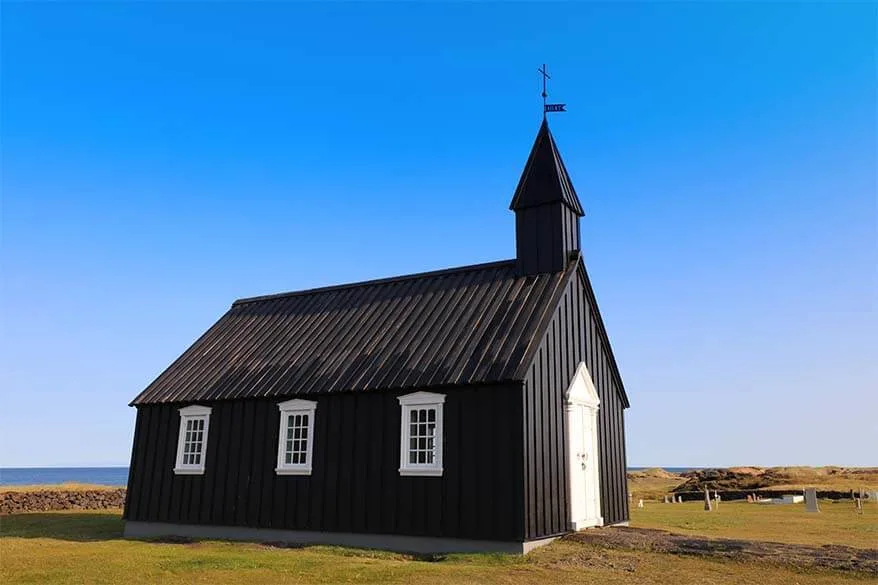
[538,64,566,117]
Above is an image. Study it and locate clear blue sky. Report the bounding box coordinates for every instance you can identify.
[2,3,875,468]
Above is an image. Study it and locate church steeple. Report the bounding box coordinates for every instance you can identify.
[510,119,585,275]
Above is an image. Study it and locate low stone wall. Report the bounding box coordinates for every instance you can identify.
[0,488,126,514]
[671,489,868,502]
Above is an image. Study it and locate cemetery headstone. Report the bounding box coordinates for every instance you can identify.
[804,487,819,513]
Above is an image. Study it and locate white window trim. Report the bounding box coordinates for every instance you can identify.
[275,398,317,476]
[173,405,212,475]
[398,391,445,477]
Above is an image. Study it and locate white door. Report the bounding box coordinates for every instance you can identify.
[568,403,588,527]
[566,363,603,531]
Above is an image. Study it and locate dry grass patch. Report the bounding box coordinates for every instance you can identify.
[627,468,686,499]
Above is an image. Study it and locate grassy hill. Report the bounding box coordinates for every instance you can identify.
[628,466,878,499]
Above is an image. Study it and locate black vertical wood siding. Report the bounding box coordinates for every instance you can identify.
[125,384,525,542]
[522,265,629,539]
[515,204,581,275]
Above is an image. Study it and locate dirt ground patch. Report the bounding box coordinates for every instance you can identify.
[566,527,878,575]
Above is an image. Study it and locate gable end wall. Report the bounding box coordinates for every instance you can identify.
[522,264,629,539]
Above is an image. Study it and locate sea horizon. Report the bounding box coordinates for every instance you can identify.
[0,466,706,487]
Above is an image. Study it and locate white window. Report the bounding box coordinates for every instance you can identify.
[398,391,445,476]
[275,399,317,475]
[173,405,212,475]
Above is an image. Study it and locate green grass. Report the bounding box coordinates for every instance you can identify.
[2,509,875,584]
[630,499,878,548]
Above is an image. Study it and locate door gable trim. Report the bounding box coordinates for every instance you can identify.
[566,362,600,410]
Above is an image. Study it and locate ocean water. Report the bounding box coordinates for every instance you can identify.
[629,467,699,473]
[0,466,699,487]
[0,467,129,486]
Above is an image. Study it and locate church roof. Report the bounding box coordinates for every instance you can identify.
[509,119,584,216]
[131,258,578,405]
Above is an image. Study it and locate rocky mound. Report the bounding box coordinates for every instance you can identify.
[673,466,878,492]
[674,469,768,492]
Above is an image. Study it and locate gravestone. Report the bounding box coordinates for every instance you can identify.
[804,487,820,513]
[704,487,712,511]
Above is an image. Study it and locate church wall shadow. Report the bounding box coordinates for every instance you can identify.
[1,512,124,542]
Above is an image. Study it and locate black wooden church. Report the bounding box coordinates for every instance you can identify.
[123,117,630,553]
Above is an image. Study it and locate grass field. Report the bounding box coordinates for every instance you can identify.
[631,499,877,548]
[2,508,876,584]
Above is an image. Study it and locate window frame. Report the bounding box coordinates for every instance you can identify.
[398,391,445,477]
[173,405,212,475]
[275,398,317,476]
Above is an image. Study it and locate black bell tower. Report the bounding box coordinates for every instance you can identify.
[509,119,585,275]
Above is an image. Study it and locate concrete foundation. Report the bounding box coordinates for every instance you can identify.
[123,521,558,554]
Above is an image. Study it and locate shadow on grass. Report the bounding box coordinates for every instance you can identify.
[0,513,455,562]
[0,512,124,542]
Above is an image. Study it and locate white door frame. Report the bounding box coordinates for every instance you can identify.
[565,362,603,530]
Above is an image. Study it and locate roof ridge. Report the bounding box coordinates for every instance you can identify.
[232,259,517,307]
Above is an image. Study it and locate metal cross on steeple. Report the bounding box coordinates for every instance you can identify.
[538,64,566,117]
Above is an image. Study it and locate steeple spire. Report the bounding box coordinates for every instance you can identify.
[510,119,585,275]
[509,119,584,216]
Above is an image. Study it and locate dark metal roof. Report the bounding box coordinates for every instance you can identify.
[509,119,584,216]
[131,259,578,405]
